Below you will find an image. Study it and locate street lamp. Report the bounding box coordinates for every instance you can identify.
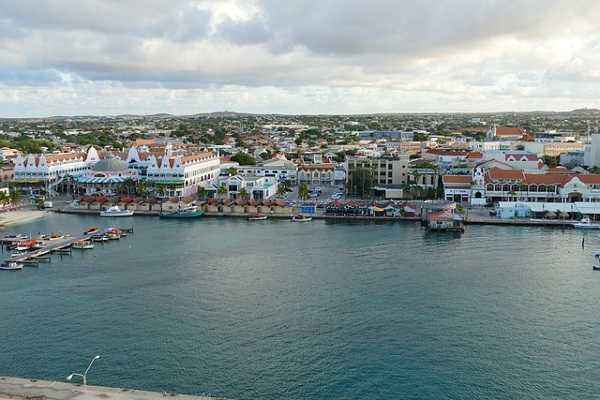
[66,355,101,385]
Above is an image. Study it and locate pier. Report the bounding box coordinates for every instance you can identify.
[0,227,133,267]
[0,376,219,400]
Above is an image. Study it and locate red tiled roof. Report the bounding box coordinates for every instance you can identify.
[496,126,524,137]
[442,175,472,185]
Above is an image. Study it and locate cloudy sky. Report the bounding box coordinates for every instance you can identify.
[2,0,600,117]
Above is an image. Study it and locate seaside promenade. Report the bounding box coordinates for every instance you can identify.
[0,376,220,400]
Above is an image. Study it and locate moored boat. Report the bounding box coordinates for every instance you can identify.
[248,214,268,221]
[290,215,312,222]
[573,217,600,229]
[100,206,134,217]
[73,240,94,249]
[160,206,204,219]
[0,261,23,271]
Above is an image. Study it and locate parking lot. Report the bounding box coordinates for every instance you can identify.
[280,184,346,203]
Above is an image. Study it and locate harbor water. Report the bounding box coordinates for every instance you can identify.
[1,214,600,399]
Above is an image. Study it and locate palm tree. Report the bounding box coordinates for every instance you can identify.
[198,187,208,200]
[226,167,237,176]
[298,183,310,201]
[8,190,21,207]
[217,184,228,199]
[239,188,250,200]
[0,192,8,209]
[276,184,287,197]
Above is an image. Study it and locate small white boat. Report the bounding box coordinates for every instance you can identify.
[0,261,23,271]
[100,206,134,217]
[248,214,268,221]
[291,215,312,222]
[573,217,600,229]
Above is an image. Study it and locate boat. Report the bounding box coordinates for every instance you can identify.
[84,227,100,235]
[160,206,204,219]
[0,261,23,271]
[15,240,38,251]
[248,214,268,221]
[100,206,134,217]
[573,217,600,229]
[72,240,94,249]
[48,233,64,241]
[290,215,312,222]
[91,235,109,242]
[593,252,600,271]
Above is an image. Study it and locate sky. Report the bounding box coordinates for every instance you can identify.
[2,0,600,117]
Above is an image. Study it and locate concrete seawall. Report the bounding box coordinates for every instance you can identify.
[0,376,221,400]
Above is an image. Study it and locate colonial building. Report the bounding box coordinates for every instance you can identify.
[297,163,335,186]
[13,151,91,194]
[211,175,278,201]
[443,166,600,206]
[126,144,220,198]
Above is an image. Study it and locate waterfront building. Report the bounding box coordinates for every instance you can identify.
[482,151,543,173]
[236,156,298,184]
[347,154,409,190]
[297,163,335,186]
[13,151,90,194]
[75,157,138,196]
[211,175,278,201]
[126,144,220,198]
[584,134,600,168]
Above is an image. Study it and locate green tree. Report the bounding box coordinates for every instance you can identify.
[239,187,250,200]
[8,190,21,206]
[231,152,256,166]
[298,183,310,201]
[226,167,238,176]
[348,168,374,198]
[217,184,228,198]
[198,187,208,200]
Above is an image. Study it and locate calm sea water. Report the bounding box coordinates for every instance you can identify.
[0,214,599,399]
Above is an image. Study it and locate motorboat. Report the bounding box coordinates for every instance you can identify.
[248,214,268,221]
[593,252,600,270]
[0,261,23,271]
[160,206,204,219]
[290,215,312,222]
[100,206,134,217]
[73,240,94,249]
[573,217,600,229]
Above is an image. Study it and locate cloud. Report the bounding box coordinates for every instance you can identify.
[2,0,600,115]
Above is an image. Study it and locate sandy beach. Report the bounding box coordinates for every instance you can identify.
[0,209,47,228]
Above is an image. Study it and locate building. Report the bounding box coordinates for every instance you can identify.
[297,163,335,186]
[212,175,278,201]
[75,157,138,196]
[560,150,585,168]
[584,134,600,168]
[236,156,298,184]
[486,125,525,140]
[347,154,410,193]
[126,144,220,198]
[13,151,90,195]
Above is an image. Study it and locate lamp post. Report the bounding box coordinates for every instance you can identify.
[67,355,101,385]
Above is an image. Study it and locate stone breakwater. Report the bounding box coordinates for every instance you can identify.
[0,376,222,400]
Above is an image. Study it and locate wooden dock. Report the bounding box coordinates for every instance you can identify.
[0,228,133,265]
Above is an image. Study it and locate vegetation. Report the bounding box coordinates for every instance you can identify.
[347,168,374,198]
[298,183,310,201]
[231,152,256,166]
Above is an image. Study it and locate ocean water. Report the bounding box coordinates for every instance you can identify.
[0,214,599,399]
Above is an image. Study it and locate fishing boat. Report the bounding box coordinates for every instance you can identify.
[248,214,268,221]
[160,206,204,219]
[573,217,600,229]
[73,240,94,249]
[100,206,134,217]
[15,240,38,251]
[290,215,312,222]
[0,261,23,271]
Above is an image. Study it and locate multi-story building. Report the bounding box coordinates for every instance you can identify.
[13,151,91,194]
[126,144,220,198]
[297,163,335,186]
[236,157,298,184]
[347,154,410,192]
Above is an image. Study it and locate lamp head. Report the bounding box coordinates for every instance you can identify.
[66,374,74,381]
[93,355,101,360]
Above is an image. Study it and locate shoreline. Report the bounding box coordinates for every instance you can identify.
[52,207,580,227]
[0,210,48,228]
